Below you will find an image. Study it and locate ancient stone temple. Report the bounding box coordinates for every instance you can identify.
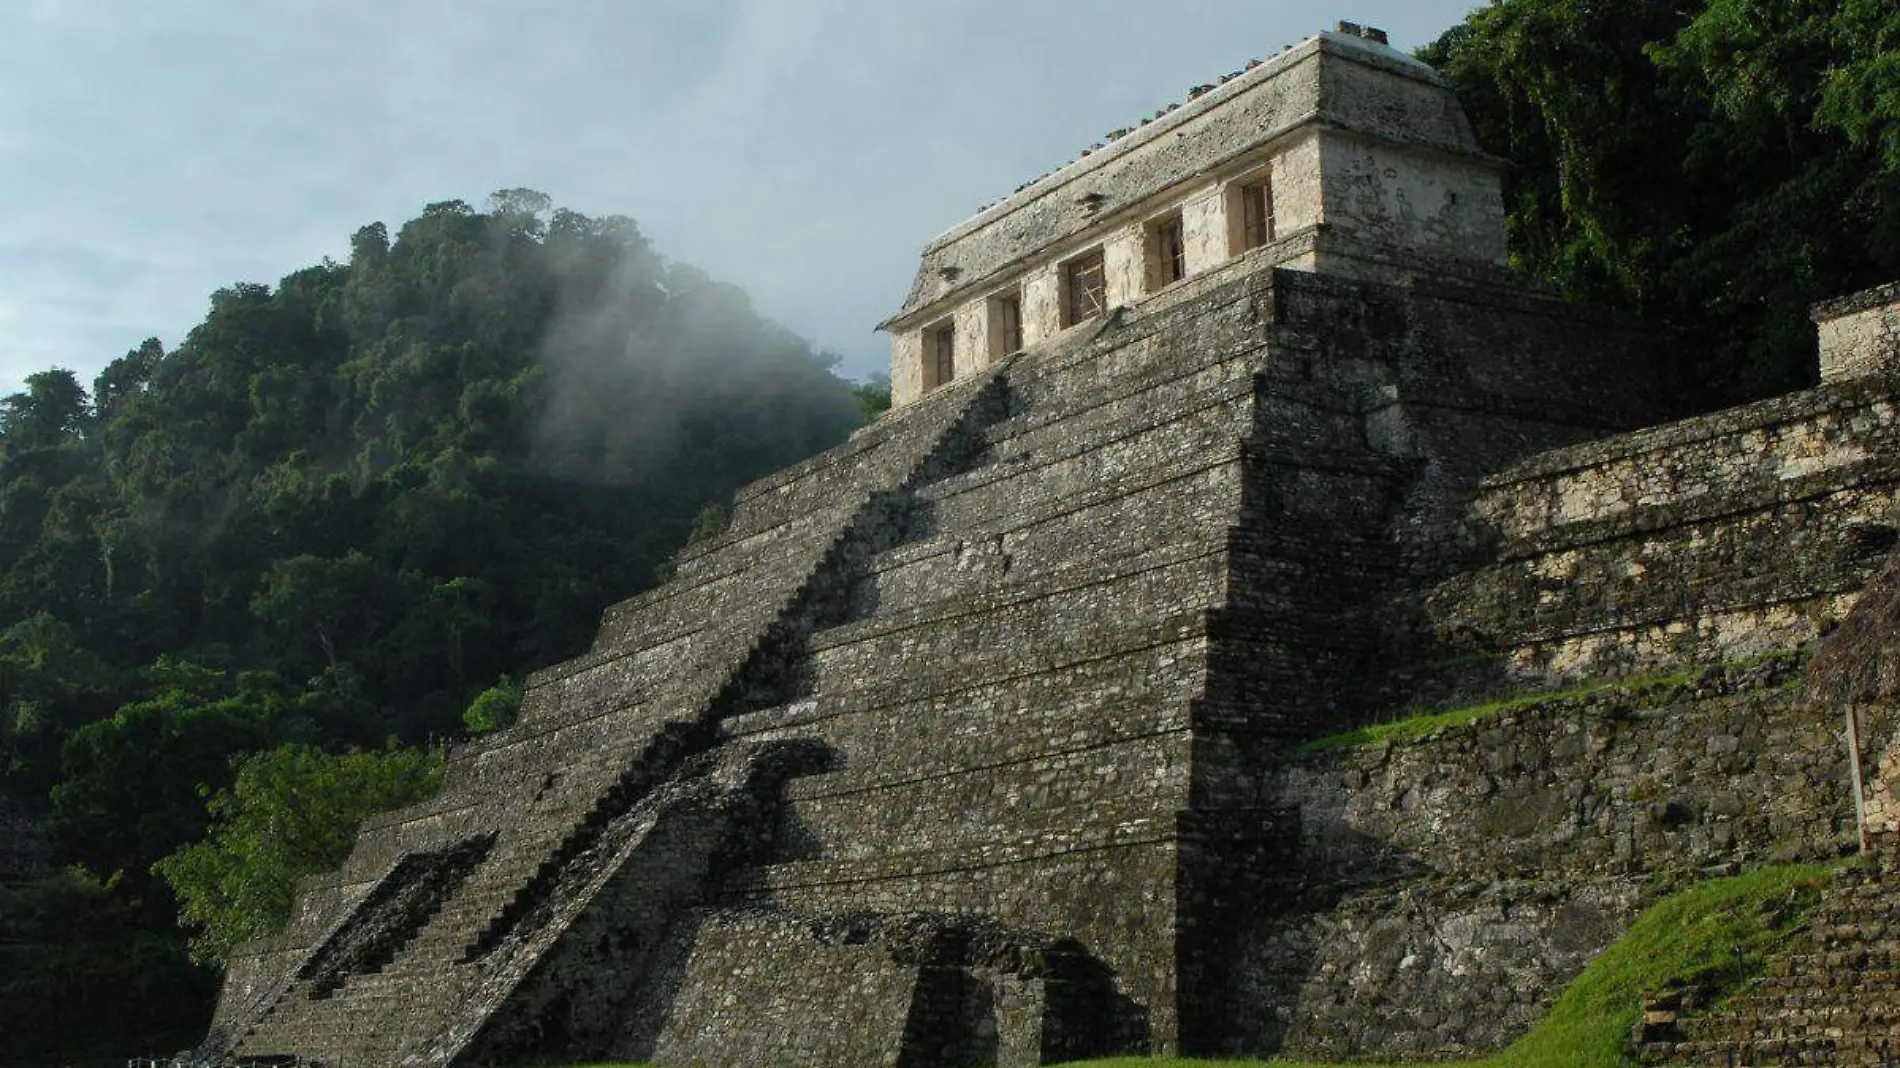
[206,24,1900,1067]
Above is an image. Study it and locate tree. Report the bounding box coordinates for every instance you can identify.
[92,339,162,425]
[0,369,90,453]
[1422,0,1900,402]
[0,613,116,797]
[461,675,522,735]
[0,189,865,1054]
[0,868,212,1065]
[154,742,442,964]
[853,375,893,423]
[249,551,382,672]
[47,670,285,880]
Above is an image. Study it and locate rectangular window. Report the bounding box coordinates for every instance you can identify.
[988,290,1023,361]
[1147,212,1187,290]
[1061,249,1108,327]
[924,322,955,390]
[1238,177,1274,250]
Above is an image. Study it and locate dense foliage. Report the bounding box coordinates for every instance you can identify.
[0,190,865,1063]
[1421,0,1900,404]
[154,743,445,964]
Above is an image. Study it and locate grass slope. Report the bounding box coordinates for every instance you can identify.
[554,861,1838,1068]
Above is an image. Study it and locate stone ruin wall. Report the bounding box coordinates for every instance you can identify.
[1430,378,1900,686]
[1224,282,1900,1060]
[1252,658,1868,1059]
[1816,281,1900,384]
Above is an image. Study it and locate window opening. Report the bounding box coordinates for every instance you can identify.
[924,322,956,390]
[990,291,1023,360]
[1149,213,1187,289]
[1062,249,1108,327]
[1238,177,1275,250]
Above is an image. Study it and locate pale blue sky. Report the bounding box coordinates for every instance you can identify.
[0,1,1479,392]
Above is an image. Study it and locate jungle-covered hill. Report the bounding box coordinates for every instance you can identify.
[0,190,881,1063]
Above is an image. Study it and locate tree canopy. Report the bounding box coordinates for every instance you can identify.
[0,189,866,1063]
[1421,0,1900,402]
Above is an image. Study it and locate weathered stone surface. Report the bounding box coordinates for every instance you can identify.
[1417,378,1900,691]
[1241,658,1857,1059]
[1817,282,1900,384]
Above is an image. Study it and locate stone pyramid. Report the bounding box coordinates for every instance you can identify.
[204,24,1893,1067]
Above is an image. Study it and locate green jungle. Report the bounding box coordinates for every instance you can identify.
[1,0,1896,1063]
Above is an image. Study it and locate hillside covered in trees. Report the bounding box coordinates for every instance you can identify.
[0,190,877,1063]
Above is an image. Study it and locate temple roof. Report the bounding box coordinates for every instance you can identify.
[882,27,1491,330]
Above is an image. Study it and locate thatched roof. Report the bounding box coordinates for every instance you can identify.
[1809,549,1900,704]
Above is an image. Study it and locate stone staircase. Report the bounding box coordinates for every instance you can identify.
[208,363,1024,1067]
[1640,848,1900,1066]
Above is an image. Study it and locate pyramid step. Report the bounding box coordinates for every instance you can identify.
[721,623,1205,758]
[981,364,1261,466]
[775,782,1186,867]
[805,611,1211,720]
[854,523,1230,627]
[917,404,1251,528]
[819,539,1228,663]
[729,810,1182,908]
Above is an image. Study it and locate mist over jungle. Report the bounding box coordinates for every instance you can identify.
[0,0,1896,1063]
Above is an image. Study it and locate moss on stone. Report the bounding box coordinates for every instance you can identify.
[1292,671,1691,755]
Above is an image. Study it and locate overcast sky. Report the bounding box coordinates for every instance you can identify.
[1,1,1479,394]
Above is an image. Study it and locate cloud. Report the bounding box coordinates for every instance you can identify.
[0,0,1479,396]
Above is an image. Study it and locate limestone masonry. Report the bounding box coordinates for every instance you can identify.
[206,24,1900,1067]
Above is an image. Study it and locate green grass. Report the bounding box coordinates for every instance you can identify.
[1292,685,1601,754]
[1292,668,1704,755]
[1302,647,1814,757]
[552,861,1838,1068]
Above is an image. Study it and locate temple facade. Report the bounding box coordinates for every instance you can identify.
[882,24,1507,407]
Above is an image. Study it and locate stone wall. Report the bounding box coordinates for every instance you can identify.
[642,910,1141,1068]
[1817,282,1900,384]
[1315,127,1507,267]
[1231,657,1863,1059]
[647,913,924,1067]
[1423,378,1900,690]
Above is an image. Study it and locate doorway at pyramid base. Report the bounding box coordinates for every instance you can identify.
[202,245,1665,1067]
